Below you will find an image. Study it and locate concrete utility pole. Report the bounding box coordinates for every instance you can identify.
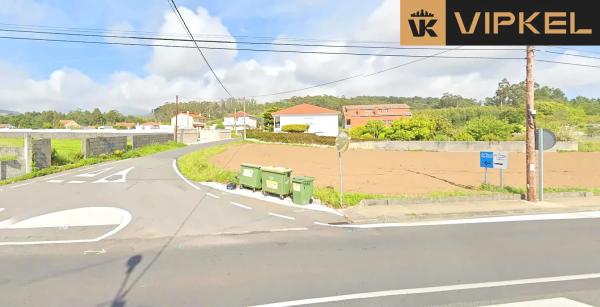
[525,46,537,202]
[174,95,179,143]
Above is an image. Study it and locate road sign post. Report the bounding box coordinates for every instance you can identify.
[335,131,350,208]
[480,151,508,187]
[536,129,557,201]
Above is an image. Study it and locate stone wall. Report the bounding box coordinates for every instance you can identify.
[0,147,25,180]
[199,129,231,141]
[177,129,199,145]
[84,136,127,157]
[132,134,174,149]
[349,141,579,152]
[33,138,51,169]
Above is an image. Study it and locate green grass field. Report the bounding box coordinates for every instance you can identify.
[0,138,23,147]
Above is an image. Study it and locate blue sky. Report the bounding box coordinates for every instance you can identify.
[1,0,600,114]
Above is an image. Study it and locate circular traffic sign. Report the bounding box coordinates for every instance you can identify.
[335,131,350,153]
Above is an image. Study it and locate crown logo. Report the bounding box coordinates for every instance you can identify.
[410,9,435,18]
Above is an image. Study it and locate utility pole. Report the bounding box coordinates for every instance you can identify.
[174,95,179,143]
[243,98,247,140]
[525,46,536,202]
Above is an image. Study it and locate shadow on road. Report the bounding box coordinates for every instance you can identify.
[96,254,142,307]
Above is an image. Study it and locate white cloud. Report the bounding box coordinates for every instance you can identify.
[1,0,600,115]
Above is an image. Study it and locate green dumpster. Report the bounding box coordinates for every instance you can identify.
[292,176,314,205]
[261,166,292,199]
[239,163,262,191]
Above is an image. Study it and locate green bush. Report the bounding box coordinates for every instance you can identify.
[246,129,335,145]
[464,117,514,141]
[282,124,309,133]
[215,122,225,129]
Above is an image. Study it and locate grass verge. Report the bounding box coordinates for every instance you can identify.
[0,141,185,186]
[579,142,600,152]
[0,154,17,162]
[177,142,239,183]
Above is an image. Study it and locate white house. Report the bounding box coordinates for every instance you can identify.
[272,103,339,137]
[171,112,205,129]
[224,111,258,131]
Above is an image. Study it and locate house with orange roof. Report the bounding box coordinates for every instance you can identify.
[342,104,412,129]
[58,119,81,129]
[272,103,339,137]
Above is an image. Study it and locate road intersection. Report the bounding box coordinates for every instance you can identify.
[1,140,600,306]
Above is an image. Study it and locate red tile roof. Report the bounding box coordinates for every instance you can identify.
[272,103,339,116]
[227,111,254,118]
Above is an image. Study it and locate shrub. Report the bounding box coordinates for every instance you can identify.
[215,122,225,129]
[282,124,309,133]
[246,129,335,146]
[464,117,513,141]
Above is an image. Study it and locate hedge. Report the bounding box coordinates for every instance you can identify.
[246,130,335,146]
[282,124,309,133]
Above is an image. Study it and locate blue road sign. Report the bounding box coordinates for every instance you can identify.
[480,151,494,168]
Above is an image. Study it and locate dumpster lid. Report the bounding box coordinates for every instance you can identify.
[293,176,314,182]
[241,163,262,168]
[261,166,292,173]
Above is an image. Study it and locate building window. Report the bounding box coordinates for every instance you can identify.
[274,117,280,128]
[346,119,351,126]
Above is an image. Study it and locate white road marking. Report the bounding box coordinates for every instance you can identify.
[482,298,592,307]
[207,193,220,199]
[93,167,134,183]
[269,227,308,232]
[0,207,132,246]
[47,179,64,183]
[231,202,252,210]
[76,167,114,178]
[250,272,600,307]
[171,159,200,190]
[68,180,86,184]
[268,212,296,221]
[9,182,34,189]
[314,211,600,229]
[83,248,106,255]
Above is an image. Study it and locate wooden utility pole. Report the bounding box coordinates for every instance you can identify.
[525,46,536,202]
[242,98,247,140]
[174,95,179,142]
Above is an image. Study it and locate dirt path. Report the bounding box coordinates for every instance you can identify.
[210,143,600,195]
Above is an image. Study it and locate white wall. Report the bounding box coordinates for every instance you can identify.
[275,114,339,137]
[171,114,195,129]
[223,116,257,131]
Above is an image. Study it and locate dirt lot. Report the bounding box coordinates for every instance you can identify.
[211,143,600,195]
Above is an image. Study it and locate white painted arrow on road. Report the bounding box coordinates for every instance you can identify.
[93,167,134,183]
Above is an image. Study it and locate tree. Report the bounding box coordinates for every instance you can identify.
[104,110,124,124]
[262,107,280,131]
[363,120,386,139]
[438,93,477,108]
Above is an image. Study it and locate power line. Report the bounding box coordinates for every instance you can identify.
[167,0,233,98]
[538,48,600,61]
[250,47,461,98]
[0,34,526,59]
[0,27,525,52]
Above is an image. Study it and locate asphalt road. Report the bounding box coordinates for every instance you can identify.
[1,140,600,307]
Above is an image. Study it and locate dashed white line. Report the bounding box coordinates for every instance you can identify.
[47,179,64,184]
[68,180,86,184]
[268,212,296,221]
[231,202,252,210]
[207,193,220,199]
[269,227,308,232]
[249,272,600,307]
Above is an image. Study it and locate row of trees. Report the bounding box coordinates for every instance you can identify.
[0,109,147,129]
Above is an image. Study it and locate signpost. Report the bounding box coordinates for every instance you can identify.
[535,129,557,201]
[480,151,509,187]
[335,131,350,208]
